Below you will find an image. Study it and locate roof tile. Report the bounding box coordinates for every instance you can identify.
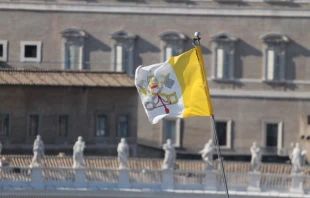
[0,69,134,87]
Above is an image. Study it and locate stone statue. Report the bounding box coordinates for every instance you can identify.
[117,138,129,169]
[73,136,86,168]
[250,142,261,172]
[0,141,2,155]
[162,139,176,170]
[30,135,45,167]
[199,139,215,170]
[290,143,307,174]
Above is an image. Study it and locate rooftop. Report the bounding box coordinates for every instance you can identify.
[0,69,135,88]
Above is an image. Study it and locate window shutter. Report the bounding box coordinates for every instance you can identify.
[68,44,81,70]
[165,46,173,61]
[223,51,230,79]
[216,48,224,79]
[116,45,123,72]
[227,120,232,149]
[277,122,283,149]
[267,49,275,80]
[279,54,285,81]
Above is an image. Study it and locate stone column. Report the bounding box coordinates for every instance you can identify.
[162,169,174,190]
[118,169,130,188]
[290,173,304,194]
[74,168,86,188]
[204,170,217,190]
[247,172,261,192]
[31,167,44,189]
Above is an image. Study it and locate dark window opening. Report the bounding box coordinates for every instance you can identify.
[58,115,68,137]
[96,115,107,137]
[266,123,278,147]
[0,44,3,57]
[0,114,9,136]
[28,115,39,136]
[216,121,227,146]
[118,115,128,137]
[24,45,37,58]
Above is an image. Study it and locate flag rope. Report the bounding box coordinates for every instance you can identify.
[193,31,230,198]
[211,115,230,198]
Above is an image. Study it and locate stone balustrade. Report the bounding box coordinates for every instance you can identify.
[0,166,310,195]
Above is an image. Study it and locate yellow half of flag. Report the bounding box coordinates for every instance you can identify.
[135,46,213,124]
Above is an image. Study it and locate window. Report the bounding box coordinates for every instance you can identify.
[216,48,231,79]
[96,115,107,137]
[266,124,278,147]
[159,31,186,62]
[307,116,310,125]
[28,114,39,136]
[211,33,238,80]
[215,119,232,148]
[0,114,9,136]
[264,122,283,149]
[118,115,128,137]
[115,45,129,72]
[20,41,42,62]
[58,115,68,137]
[162,118,182,147]
[216,121,227,146]
[65,43,82,69]
[261,33,289,82]
[0,40,8,62]
[111,30,137,75]
[164,119,176,144]
[61,28,87,70]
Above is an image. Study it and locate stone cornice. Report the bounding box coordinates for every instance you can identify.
[2,2,310,17]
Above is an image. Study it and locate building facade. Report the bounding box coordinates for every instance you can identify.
[0,0,310,159]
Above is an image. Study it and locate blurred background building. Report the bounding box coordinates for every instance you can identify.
[0,0,309,162]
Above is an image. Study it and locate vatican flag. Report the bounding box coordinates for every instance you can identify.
[135,46,213,124]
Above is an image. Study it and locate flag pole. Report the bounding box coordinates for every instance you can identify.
[193,32,230,198]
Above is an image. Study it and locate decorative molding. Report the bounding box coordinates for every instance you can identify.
[260,32,289,44]
[211,32,238,43]
[159,31,186,41]
[2,2,310,17]
[60,28,87,38]
[210,89,310,100]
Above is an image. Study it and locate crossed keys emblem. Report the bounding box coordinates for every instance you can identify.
[137,72,178,114]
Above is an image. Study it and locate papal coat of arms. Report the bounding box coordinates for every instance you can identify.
[137,71,178,114]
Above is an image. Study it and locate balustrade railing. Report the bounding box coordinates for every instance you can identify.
[0,166,309,194]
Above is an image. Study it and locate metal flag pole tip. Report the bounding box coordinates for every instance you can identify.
[192,31,201,47]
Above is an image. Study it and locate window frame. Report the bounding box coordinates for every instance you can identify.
[0,113,10,137]
[161,117,182,148]
[57,114,69,137]
[96,114,108,137]
[64,41,83,70]
[0,40,8,62]
[214,119,232,149]
[159,31,186,63]
[60,28,87,70]
[20,41,42,63]
[263,121,283,150]
[117,115,129,138]
[260,33,289,83]
[27,114,40,137]
[211,33,238,82]
[263,45,285,82]
[110,30,136,76]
